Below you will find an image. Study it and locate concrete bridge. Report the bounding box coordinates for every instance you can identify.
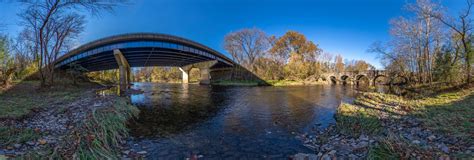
[321,70,409,86]
[55,33,262,86]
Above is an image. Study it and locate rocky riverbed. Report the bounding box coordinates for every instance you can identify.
[294,107,474,159]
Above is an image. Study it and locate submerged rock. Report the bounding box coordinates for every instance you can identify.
[13,144,21,149]
[292,153,318,160]
[412,140,421,144]
[427,135,436,141]
[438,143,450,153]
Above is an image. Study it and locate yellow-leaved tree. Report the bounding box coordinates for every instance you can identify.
[270,31,321,80]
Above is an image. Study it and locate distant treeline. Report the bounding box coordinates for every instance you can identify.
[130,29,374,83]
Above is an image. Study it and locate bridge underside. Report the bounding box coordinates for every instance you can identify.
[57,47,231,72]
[54,33,265,87]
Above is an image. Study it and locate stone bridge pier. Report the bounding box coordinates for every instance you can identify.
[114,49,131,89]
[112,52,221,86]
[179,60,218,85]
[112,50,258,87]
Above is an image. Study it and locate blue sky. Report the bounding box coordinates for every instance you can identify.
[0,0,467,69]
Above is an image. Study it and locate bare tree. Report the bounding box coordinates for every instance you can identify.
[320,52,333,72]
[334,54,344,73]
[368,41,409,74]
[427,0,473,83]
[224,28,270,72]
[370,0,444,84]
[19,0,123,86]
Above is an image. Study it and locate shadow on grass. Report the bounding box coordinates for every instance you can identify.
[336,85,474,158]
[335,103,383,137]
[413,92,474,141]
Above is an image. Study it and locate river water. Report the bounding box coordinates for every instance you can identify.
[125,82,358,159]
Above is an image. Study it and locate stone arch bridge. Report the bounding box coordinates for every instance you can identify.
[54,33,262,86]
[321,70,409,86]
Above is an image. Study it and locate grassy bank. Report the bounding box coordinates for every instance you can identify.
[0,80,139,159]
[266,80,328,86]
[0,81,91,119]
[211,80,266,86]
[335,103,382,137]
[74,97,139,159]
[335,85,474,158]
[211,79,329,86]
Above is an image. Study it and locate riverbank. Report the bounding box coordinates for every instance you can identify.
[0,81,139,159]
[266,80,329,86]
[297,84,474,159]
[211,80,266,86]
[211,79,329,86]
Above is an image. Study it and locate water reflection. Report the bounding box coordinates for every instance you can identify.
[126,83,357,158]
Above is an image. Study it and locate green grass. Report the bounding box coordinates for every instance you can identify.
[1,80,140,158]
[338,86,474,158]
[0,127,42,146]
[412,90,474,141]
[367,139,401,160]
[75,97,139,159]
[0,81,91,119]
[349,89,474,139]
[336,103,383,137]
[265,79,328,86]
[266,80,303,86]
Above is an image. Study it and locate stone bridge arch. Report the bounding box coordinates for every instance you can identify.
[355,74,371,86]
[373,74,389,85]
[340,75,352,85]
[390,75,409,85]
[321,70,408,86]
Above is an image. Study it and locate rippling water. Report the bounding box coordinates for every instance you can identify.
[126,82,357,159]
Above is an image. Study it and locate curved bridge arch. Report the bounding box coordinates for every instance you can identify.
[355,74,370,86]
[55,33,234,71]
[390,75,409,85]
[54,33,245,85]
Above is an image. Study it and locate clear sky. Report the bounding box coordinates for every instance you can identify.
[0,0,468,69]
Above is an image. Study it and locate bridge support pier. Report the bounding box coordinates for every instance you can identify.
[180,60,218,85]
[114,49,131,89]
[179,67,189,84]
[199,68,211,85]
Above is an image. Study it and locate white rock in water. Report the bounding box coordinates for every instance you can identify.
[439,144,449,153]
[13,144,21,149]
[293,153,318,160]
[412,140,421,144]
[122,150,130,155]
[427,135,436,141]
[328,150,336,155]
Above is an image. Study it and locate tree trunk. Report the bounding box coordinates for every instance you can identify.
[467,54,472,83]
